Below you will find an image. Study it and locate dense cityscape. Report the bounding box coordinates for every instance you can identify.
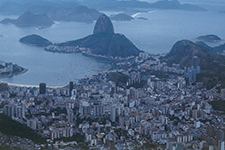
[0,53,224,150]
[0,0,224,150]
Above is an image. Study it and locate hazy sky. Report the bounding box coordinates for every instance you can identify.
[141,0,224,3]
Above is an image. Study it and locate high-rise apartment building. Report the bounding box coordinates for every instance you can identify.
[39,83,46,94]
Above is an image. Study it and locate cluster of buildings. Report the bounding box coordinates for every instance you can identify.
[45,45,89,53]
[0,54,224,150]
[184,56,201,82]
[0,61,26,77]
[140,58,184,75]
[0,62,14,74]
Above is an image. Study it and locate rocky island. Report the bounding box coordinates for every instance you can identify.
[110,13,134,21]
[45,14,141,58]
[19,34,52,47]
[0,11,54,28]
[196,34,222,43]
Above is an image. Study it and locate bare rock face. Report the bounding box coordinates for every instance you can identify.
[93,14,114,35]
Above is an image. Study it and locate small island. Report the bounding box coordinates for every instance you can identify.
[196,34,222,43]
[110,13,134,21]
[19,34,52,47]
[0,61,28,79]
[137,17,148,20]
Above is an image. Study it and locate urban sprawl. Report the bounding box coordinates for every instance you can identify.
[0,53,224,150]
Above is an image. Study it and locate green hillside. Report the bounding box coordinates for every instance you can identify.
[0,114,46,144]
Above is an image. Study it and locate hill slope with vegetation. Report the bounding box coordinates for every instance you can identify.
[162,39,225,89]
[0,114,46,144]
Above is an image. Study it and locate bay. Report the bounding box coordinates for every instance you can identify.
[0,9,224,86]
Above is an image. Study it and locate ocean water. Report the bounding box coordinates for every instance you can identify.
[0,8,224,86]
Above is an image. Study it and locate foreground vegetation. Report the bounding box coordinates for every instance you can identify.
[0,114,46,144]
[209,100,225,112]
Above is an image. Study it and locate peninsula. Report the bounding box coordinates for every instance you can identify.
[45,14,141,58]
[0,61,28,79]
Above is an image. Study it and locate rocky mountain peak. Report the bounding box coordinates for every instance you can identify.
[93,14,114,35]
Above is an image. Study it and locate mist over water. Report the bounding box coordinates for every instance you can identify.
[0,2,224,86]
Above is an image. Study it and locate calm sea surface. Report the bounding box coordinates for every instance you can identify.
[0,9,224,86]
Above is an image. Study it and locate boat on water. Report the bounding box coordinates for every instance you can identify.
[37,25,49,30]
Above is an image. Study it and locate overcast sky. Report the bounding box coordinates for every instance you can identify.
[141,0,224,3]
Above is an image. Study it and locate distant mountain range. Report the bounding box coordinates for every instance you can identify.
[47,6,102,23]
[162,39,225,89]
[0,11,54,28]
[148,0,207,11]
[0,0,207,18]
[79,0,152,10]
[0,2,102,24]
[78,0,207,11]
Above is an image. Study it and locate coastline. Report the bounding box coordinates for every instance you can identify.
[1,81,65,89]
[0,68,28,79]
[0,53,112,88]
[0,68,65,88]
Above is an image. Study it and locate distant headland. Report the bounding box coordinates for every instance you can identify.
[0,11,54,28]
[0,61,27,79]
